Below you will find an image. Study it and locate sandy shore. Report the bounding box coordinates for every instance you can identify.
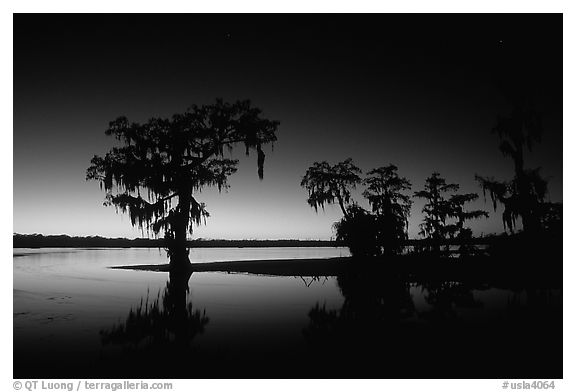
[110,257,352,276]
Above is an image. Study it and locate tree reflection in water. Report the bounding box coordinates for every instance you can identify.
[303,263,560,378]
[303,268,418,377]
[419,280,484,321]
[99,268,210,377]
[95,264,560,378]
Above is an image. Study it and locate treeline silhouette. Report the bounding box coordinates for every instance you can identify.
[12,234,338,249]
[299,59,563,260]
[301,162,561,259]
[301,106,562,258]
[301,165,493,257]
[13,233,520,250]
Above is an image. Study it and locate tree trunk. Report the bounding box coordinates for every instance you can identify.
[336,194,349,218]
[170,224,191,271]
[169,190,192,272]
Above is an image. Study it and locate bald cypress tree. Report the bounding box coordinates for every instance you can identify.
[415,173,487,256]
[87,99,279,270]
[414,172,459,254]
[475,106,551,234]
[363,165,412,256]
[300,158,362,218]
[446,193,489,256]
[477,45,560,236]
[301,159,372,256]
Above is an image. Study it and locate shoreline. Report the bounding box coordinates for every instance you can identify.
[109,255,562,289]
[110,257,352,276]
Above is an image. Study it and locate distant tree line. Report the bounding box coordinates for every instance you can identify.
[12,234,338,249]
[13,233,514,250]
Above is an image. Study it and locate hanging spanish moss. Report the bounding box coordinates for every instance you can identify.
[300,158,362,218]
[415,172,487,256]
[86,99,279,269]
[475,105,558,235]
[363,165,413,256]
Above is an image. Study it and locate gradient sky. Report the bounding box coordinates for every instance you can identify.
[13,14,562,240]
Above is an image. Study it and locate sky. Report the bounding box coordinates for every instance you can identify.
[13,14,562,240]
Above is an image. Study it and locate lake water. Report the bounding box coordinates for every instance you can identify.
[13,247,562,379]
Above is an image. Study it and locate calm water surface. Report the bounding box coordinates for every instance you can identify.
[13,247,561,378]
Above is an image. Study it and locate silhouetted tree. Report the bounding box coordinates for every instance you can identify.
[447,193,489,233]
[333,204,380,257]
[475,104,547,234]
[415,173,487,256]
[446,193,489,256]
[300,158,362,218]
[414,172,459,254]
[363,165,412,255]
[87,99,279,270]
[301,159,372,256]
